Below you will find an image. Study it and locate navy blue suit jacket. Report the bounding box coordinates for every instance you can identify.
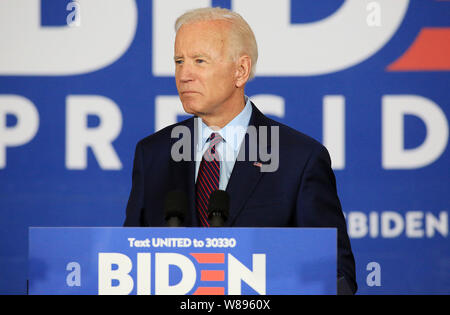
[124,103,357,293]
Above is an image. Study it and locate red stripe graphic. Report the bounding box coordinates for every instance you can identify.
[387,27,450,71]
[190,253,225,264]
[193,287,225,295]
[201,270,225,281]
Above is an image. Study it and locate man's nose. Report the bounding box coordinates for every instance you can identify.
[177,63,195,83]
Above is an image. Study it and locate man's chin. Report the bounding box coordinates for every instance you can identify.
[181,103,207,117]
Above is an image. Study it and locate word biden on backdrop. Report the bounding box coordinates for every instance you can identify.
[98,252,266,295]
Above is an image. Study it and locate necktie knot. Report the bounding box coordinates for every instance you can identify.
[208,132,222,145]
[206,133,222,156]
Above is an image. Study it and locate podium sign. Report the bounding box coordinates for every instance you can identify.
[29,227,336,295]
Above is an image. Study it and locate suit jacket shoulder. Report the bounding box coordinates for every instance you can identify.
[124,116,195,227]
[250,104,325,153]
[138,116,195,151]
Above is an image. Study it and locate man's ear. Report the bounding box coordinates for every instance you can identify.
[235,55,252,88]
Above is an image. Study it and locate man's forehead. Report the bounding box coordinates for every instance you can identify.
[178,19,232,31]
[174,20,231,56]
[175,20,231,42]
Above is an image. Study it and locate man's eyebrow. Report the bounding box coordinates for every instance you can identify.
[192,54,210,59]
[174,53,211,59]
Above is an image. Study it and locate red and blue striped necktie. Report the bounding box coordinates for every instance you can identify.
[196,132,222,227]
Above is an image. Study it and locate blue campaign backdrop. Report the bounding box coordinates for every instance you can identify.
[0,0,449,294]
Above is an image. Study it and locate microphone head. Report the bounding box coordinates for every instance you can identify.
[208,190,230,221]
[164,190,188,224]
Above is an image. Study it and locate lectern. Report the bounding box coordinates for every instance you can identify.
[29,227,336,295]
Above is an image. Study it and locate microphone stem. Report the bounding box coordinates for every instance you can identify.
[209,215,225,227]
[166,217,182,227]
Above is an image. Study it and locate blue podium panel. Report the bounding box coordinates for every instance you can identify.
[28,227,336,295]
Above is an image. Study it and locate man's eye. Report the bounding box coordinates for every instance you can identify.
[175,60,183,65]
[196,59,205,64]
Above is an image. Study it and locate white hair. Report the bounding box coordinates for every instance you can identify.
[175,7,258,80]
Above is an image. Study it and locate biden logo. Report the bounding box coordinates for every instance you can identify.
[98,252,266,295]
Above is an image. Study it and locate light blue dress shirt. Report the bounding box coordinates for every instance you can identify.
[195,96,253,190]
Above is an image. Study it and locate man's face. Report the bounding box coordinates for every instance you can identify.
[174,20,238,119]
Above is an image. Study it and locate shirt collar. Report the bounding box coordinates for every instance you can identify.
[197,96,253,152]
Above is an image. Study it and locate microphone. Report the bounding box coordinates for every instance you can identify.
[208,190,230,227]
[164,190,188,227]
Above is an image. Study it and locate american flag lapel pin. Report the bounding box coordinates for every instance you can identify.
[253,162,262,168]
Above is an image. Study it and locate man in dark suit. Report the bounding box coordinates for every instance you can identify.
[124,7,357,294]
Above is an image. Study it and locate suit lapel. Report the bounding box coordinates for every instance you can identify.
[225,104,270,226]
[225,153,264,226]
[188,118,198,226]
